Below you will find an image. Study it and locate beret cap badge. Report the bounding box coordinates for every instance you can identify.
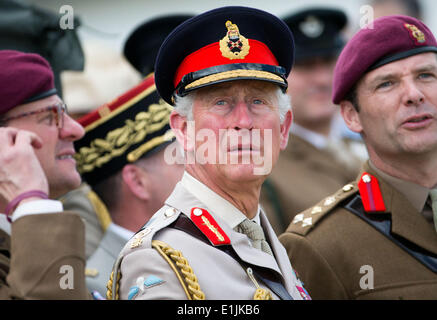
[219,20,250,60]
[404,23,426,44]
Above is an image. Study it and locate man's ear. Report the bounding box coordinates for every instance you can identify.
[340,101,363,134]
[121,164,150,201]
[279,109,293,150]
[169,110,195,152]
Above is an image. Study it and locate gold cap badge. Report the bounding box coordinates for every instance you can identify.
[219,20,250,60]
[404,23,425,44]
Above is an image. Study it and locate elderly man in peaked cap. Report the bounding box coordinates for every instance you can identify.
[108,6,309,300]
[280,15,437,299]
[0,50,89,299]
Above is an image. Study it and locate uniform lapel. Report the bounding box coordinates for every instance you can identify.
[366,166,437,256]
[166,183,283,274]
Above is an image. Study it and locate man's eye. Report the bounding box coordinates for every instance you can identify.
[38,113,54,125]
[215,100,227,106]
[253,99,263,105]
[418,72,434,79]
[376,81,392,90]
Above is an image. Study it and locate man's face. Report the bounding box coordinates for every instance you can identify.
[183,80,292,185]
[287,56,337,129]
[348,52,437,158]
[4,95,85,198]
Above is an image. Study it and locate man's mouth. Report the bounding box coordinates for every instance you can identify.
[401,113,433,129]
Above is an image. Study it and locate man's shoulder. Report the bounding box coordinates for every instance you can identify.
[284,182,358,237]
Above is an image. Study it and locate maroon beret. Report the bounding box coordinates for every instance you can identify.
[332,15,437,104]
[0,50,57,115]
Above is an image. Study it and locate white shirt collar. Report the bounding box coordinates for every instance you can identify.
[181,171,261,228]
[291,123,329,149]
[108,223,135,241]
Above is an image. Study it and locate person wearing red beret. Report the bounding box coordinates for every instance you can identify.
[280,15,437,299]
[0,50,90,299]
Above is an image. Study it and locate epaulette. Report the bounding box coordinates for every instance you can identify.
[287,183,358,236]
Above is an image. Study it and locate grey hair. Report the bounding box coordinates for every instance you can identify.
[173,86,291,123]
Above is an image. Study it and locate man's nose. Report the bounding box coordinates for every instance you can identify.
[232,101,253,130]
[402,80,425,107]
[59,114,85,141]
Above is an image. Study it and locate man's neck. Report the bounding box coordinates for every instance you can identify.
[369,150,437,189]
[186,166,262,219]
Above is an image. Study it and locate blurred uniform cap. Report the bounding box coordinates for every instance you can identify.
[74,74,174,186]
[282,7,347,63]
[124,14,194,76]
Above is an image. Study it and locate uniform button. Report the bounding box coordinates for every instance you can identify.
[193,208,203,216]
[342,184,354,192]
[165,207,176,218]
[362,174,371,183]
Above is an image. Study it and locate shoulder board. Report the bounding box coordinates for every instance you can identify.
[190,207,230,246]
[287,183,358,236]
[129,206,181,250]
[357,172,386,212]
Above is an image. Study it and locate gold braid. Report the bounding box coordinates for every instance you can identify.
[152,240,205,300]
[106,270,120,300]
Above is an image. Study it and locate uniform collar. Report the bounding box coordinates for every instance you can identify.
[364,161,437,255]
[291,123,329,150]
[180,171,261,228]
[368,160,430,213]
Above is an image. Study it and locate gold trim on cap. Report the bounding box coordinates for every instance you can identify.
[85,84,157,133]
[76,100,172,173]
[127,129,175,162]
[184,69,285,91]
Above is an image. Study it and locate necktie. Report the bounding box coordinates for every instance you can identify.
[236,219,273,256]
[429,189,437,232]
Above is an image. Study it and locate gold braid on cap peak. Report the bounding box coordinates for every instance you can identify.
[75,100,172,173]
[184,69,285,90]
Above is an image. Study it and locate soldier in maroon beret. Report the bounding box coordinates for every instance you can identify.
[0,50,90,299]
[280,15,437,299]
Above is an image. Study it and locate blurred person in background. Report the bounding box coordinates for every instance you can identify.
[261,8,364,235]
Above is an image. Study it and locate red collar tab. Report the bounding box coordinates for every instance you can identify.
[190,207,231,246]
[358,172,386,212]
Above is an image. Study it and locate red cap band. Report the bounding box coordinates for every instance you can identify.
[174,39,279,88]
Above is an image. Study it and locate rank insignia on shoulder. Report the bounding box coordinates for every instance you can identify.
[358,172,386,212]
[190,207,230,246]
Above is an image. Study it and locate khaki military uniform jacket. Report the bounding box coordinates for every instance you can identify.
[279,161,437,299]
[85,223,131,296]
[109,181,307,300]
[261,134,360,234]
[61,183,109,259]
[0,212,89,299]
